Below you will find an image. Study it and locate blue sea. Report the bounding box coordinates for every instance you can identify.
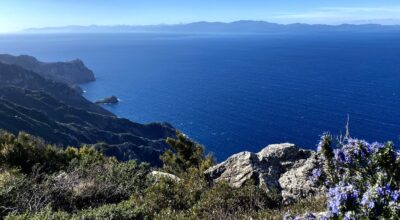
[1,32,400,160]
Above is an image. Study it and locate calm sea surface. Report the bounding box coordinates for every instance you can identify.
[1,32,400,160]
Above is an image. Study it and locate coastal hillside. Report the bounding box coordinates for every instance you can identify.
[0,60,175,165]
[0,54,95,85]
[0,62,110,116]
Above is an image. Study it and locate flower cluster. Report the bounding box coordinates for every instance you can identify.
[332,138,383,166]
[360,184,400,216]
[283,212,325,220]
[327,183,359,216]
[309,168,322,183]
[315,135,400,219]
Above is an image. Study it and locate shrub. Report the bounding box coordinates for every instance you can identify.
[134,167,207,217]
[5,207,70,220]
[73,200,144,220]
[0,131,69,174]
[192,181,277,219]
[0,131,113,175]
[0,131,151,217]
[5,201,144,220]
[46,159,151,211]
[160,132,214,176]
[316,135,400,219]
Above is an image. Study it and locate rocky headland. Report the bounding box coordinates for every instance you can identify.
[0,54,95,85]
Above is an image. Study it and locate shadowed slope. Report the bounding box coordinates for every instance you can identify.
[0,62,175,165]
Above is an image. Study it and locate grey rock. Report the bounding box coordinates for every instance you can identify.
[150,171,181,182]
[205,143,325,204]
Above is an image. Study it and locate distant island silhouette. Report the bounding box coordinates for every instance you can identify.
[21,20,400,34]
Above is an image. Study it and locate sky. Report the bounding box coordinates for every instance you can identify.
[2,0,400,33]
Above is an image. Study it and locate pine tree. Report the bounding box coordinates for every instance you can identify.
[160,132,214,175]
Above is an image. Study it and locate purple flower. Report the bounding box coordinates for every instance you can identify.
[328,202,340,216]
[344,212,352,220]
[384,184,391,194]
[334,149,346,163]
[347,139,357,145]
[352,189,359,198]
[353,148,360,156]
[309,168,322,183]
[396,150,400,158]
[319,214,329,220]
[370,142,384,153]
[327,183,360,216]
[391,190,400,201]
[304,212,317,220]
[317,140,323,152]
[376,187,385,196]
[361,192,375,209]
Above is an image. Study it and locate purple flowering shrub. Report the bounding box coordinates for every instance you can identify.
[316,134,400,219]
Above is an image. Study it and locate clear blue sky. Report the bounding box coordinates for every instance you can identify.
[2,0,400,33]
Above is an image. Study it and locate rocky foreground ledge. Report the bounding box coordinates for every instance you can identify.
[204,143,326,204]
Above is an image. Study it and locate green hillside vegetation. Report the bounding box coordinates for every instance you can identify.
[0,131,325,220]
[0,62,175,165]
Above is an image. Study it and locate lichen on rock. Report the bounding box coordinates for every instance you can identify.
[205,143,326,204]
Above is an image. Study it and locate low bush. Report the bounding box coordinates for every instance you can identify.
[312,134,400,219]
[3,130,399,219]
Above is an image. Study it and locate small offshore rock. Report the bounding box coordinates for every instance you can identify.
[95,96,119,104]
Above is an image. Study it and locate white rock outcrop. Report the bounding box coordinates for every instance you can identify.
[204,143,325,204]
[150,171,181,182]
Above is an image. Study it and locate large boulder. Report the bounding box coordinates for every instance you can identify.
[204,143,325,204]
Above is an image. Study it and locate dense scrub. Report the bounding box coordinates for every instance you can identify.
[0,130,326,219]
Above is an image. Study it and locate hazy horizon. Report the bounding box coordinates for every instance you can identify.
[3,20,400,35]
[2,0,400,33]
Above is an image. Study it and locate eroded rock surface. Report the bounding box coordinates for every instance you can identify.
[205,143,325,204]
[150,171,181,182]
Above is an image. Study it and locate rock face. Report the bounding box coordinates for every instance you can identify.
[95,96,119,104]
[150,171,181,182]
[0,54,95,85]
[204,143,325,204]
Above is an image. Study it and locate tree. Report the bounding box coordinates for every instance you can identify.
[160,132,214,175]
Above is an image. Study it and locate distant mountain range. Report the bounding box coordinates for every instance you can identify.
[22,20,400,34]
